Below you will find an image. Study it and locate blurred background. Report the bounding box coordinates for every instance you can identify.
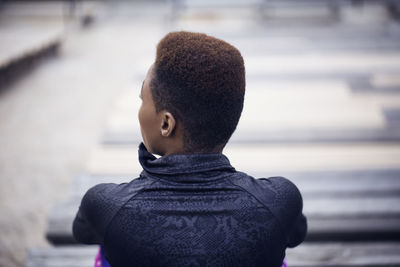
[1,0,400,266]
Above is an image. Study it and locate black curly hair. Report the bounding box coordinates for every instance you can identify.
[151,31,245,152]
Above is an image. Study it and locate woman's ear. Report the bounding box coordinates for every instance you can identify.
[160,112,176,137]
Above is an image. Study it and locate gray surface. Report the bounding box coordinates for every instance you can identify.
[384,108,400,125]
[102,127,400,145]
[26,246,98,267]
[0,1,397,267]
[0,15,63,69]
[0,3,166,267]
[26,243,400,267]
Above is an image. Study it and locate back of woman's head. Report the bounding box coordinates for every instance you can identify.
[151,31,246,152]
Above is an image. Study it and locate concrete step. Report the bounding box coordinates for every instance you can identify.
[102,78,400,145]
[46,197,400,244]
[46,168,400,244]
[80,143,400,175]
[103,127,400,145]
[26,243,400,267]
[0,19,63,88]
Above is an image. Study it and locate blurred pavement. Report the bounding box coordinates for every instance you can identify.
[1,1,400,266]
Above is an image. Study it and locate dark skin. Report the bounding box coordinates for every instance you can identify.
[138,65,224,156]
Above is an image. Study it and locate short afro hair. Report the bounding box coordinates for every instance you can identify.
[151,31,245,152]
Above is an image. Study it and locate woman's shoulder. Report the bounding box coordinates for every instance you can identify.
[231,173,302,200]
[230,173,304,220]
[82,176,154,209]
[258,176,303,205]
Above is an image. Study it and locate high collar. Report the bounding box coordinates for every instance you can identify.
[138,143,235,183]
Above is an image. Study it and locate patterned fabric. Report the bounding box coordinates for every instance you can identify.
[95,246,287,267]
[94,246,288,267]
[74,143,307,267]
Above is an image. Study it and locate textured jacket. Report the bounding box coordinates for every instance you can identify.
[73,143,307,267]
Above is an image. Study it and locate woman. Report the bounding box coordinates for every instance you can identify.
[73,31,307,267]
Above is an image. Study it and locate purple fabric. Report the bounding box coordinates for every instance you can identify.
[94,246,110,267]
[94,247,101,267]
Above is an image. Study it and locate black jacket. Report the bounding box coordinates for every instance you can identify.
[73,143,307,267]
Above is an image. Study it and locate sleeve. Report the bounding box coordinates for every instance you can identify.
[72,183,127,245]
[287,212,307,248]
[259,177,308,248]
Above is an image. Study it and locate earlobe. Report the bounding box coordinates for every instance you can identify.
[160,112,176,137]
